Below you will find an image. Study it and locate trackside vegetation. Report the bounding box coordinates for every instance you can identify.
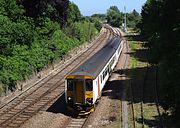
[0,0,99,95]
[139,0,180,126]
[106,6,141,30]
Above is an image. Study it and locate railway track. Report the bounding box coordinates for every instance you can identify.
[0,27,114,128]
[66,118,87,128]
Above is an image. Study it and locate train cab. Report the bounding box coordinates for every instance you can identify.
[65,75,94,115]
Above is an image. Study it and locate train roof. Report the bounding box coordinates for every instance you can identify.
[67,37,122,79]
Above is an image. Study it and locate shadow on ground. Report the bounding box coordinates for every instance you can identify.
[124,34,144,42]
[47,93,70,116]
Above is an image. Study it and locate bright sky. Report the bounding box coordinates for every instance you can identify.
[70,0,147,16]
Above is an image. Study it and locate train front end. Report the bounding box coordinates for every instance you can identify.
[65,75,94,115]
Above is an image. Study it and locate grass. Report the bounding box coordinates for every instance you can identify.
[129,41,139,70]
[0,83,5,96]
[127,34,164,128]
[129,41,140,51]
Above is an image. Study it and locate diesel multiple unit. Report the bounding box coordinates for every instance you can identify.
[65,37,123,115]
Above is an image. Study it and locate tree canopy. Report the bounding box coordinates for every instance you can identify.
[106,6,123,27]
[0,0,99,95]
[140,0,180,124]
[127,9,141,29]
[106,6,141,29]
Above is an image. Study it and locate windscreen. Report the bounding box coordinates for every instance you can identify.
[85,79,93,91]
[67,79,73,91]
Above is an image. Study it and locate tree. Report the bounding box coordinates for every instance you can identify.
[109,6,120,13]
[0,0,34,55]
[0,0,98,96]
[140,0,180,124]
[0,0,25,20]
[91,14,106,21]
[132,9,139,17]
[21,0,69,27]
[66,2,81,25]
[127,9,141,29]
[106,6,123,27]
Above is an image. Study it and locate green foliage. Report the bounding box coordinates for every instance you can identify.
[106,6,141,30]
[140,0,180,124]
[67,2,81,25]
[91,14,106,21]
[50,30,79,58]
[64,21,98,42]
[0,0,25,20]
[0,13,34,56]
[106,6,123,27]
[93,18,102,31]
[127,9,141,29]
[109,6,120,13]
[21,0,69,27]
[35,17,59,39]
[0,0,99,95]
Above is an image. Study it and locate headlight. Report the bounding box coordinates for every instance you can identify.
[67,97,73,102]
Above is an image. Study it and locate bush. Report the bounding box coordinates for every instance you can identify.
[0,0,99,94]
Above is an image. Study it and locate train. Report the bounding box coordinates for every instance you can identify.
[65,36,123,115]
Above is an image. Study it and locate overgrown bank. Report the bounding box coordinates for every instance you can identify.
[139,0,180,125]
[0,0,99,95]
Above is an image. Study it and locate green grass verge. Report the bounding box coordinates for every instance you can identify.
[127,39,163,128]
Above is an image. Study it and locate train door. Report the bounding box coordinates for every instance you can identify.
[74,79,85,103]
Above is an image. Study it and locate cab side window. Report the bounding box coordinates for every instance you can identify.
[86,79,93,91]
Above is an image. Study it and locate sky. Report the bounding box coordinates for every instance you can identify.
[70,0,147,16]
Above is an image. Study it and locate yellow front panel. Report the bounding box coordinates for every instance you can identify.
[85,91,93,99]
[75,80,84,103]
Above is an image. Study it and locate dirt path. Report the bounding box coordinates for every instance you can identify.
[121,39,129,128]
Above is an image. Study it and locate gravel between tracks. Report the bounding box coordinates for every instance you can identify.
[21,112,70,128]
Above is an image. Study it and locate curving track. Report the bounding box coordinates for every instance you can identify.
[0,27,115,128]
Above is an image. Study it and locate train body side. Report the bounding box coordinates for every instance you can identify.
[93,38,123,103]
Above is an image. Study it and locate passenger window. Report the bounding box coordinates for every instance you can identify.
[67,79,73,91]
[86,79,93,91]
[101,75,103,83]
